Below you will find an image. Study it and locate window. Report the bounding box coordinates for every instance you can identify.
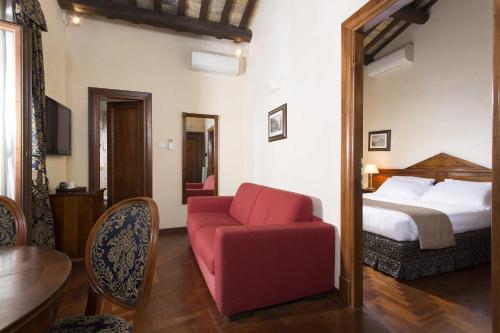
[0,21,22,201]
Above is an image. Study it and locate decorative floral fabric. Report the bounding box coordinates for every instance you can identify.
[364,229,491,280]
[0,204,15,246]
[91,203,152,305]
[49,314,132,333]
[15,0,55,247]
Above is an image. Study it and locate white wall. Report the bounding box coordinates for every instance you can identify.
[40,3,246,229]
[40,0,69,191]
[363,0,493,170]
[244,0,369,287]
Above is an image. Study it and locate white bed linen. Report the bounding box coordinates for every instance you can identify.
[363,193,492,242]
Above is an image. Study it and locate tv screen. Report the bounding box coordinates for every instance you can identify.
[46,96,71,155]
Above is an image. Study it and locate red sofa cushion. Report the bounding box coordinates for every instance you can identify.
[193,226,219,274]
[203,175,215,190]
[229,183,266,225]
[247,187,313,225]
[187,212,241,238]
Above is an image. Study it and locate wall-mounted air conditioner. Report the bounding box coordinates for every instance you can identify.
[191,51,243,76]
[366,44,414,78]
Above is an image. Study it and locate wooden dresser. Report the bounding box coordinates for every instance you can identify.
[49,190,104,260]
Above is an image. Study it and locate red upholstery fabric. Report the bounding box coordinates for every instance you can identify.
[187,196,233,214]
[203,175,215,190]
[247,188,313,225]
[214,223,335,315]
[187,212,240,239]
[192,226,218,274]
[186,189,215,197]
[187,183,335,316]
[228,183,266,225]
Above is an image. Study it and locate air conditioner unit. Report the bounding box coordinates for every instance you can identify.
[191,51,243,76]
[366,44,414,78]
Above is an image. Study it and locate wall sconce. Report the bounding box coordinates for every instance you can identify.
[62,11,82,26]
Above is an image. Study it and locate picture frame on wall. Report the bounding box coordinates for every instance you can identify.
[268,104,287,142]
[368,130,391,151]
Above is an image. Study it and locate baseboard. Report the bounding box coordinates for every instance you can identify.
[159,227,187,236]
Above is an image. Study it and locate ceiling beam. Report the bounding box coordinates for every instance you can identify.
[199,0,211,20]
[220,0,234,24]
[365,0,439,63]
[57,0,252,42]
[391,7,429,24]
[128,0,137,6]
[153,0,162,11]
[239,0,257,29]
[177,0,186,15]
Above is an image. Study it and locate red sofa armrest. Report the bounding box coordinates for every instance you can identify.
[186,189,215,197]
[214,222,335,315]
[188,196,234,214]
[186,183,204,189]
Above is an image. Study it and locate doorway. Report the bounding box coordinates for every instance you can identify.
[340,0,499,332]
[88,88,152,208]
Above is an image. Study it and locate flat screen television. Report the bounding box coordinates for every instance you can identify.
[46,96,71,155]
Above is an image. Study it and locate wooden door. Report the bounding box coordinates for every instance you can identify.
[186,132,205,183]
[107,101,145,206]
[207,126,215,176]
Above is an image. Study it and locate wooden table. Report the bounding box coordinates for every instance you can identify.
[0,247,72,333]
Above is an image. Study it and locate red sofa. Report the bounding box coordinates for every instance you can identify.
[186,175,215,198]
[187,183,335,316]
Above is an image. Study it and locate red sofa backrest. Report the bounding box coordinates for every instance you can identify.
[229,183,314,226]
[229,183,266,225]
[203,175,215,190]
[247,187,313,225]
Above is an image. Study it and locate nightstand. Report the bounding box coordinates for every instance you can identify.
[362,188,376,193]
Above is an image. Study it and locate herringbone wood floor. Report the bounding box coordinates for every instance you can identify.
[57,230,490,333]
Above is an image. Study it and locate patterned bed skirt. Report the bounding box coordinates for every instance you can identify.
[363,228,491,280]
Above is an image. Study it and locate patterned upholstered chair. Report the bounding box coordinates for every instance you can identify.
[50,197,159,333]
[0,195,27,246]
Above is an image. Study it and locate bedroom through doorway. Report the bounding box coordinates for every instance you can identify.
[340,0,498,332]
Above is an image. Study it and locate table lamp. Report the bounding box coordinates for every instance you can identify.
[363,164,379,191]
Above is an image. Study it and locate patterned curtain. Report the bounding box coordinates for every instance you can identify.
[15,0,54,247]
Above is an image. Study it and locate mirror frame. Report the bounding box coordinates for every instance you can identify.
[182,112,219,204]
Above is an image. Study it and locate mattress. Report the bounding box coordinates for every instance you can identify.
[363,193,492,242]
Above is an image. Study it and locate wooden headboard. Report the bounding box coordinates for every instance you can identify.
[372,153,492,189]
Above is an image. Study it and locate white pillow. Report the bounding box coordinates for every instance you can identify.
[375,179,434,200]
[390,176,436,185]
[420,181,492,210]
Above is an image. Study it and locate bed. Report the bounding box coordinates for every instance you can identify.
[363,153,492,280]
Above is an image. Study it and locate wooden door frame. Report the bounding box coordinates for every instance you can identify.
[340,1,500,332]
[88,88,152,198]
[182,112,219,204]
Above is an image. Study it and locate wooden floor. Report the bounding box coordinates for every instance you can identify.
[57,231,491,333]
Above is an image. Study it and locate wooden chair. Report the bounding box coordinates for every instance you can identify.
[50,197,159,333]
[0,195,27,246]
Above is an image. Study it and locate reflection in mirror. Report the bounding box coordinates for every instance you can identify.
[182,113,218,204]
[0,22,21,202]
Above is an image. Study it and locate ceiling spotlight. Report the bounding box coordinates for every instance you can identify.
[70,14,81,25]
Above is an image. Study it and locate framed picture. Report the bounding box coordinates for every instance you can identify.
[368,130,391,151]
[268,104,287,142]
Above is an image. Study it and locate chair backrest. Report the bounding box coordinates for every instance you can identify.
[0,196,27,246]
[85,197,159,329]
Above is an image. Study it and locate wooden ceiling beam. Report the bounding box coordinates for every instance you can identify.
[220,0,234,24]
[57,0,252,42]
[239,0,257,29]
[199,0,211,20]
[365,0,439,63]
[128,0,137,6]
[391,7,429,24]
[154,0,162,11]
[177,0,186,15]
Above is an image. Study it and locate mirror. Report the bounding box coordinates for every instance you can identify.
[0,22,22,202]
[182,113,219,204]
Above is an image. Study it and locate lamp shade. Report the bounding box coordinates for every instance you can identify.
[363,164,379,174]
